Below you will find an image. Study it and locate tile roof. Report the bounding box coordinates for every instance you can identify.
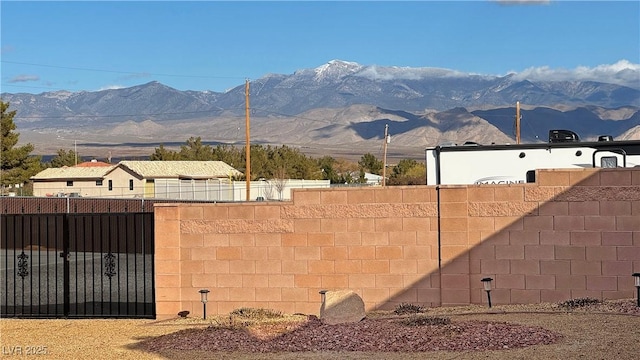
[31,165,117,180]
[31,161,243,180]
[118,161,243,179]
[75,160,112,167]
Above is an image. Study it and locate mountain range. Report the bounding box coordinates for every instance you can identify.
[2,60,639,161]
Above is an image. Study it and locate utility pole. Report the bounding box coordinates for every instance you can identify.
[74,140,78,165]
[382,124,389,187]
[245,79,251,201]
[515,101,521,144]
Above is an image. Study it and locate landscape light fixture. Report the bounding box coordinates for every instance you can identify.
[633,273,640,307]
[199,289,210,320]
[319,289,328,306]
[481,277,494,308]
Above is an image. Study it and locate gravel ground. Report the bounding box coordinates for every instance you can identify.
[1,299,638,360]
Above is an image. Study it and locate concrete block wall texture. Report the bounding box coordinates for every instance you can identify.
[154,168,640,319]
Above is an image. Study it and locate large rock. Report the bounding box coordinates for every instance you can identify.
[319,290,365,325]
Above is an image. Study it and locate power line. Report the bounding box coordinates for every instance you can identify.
[2,63,500,137]
[1,60,244,80]
[3,59,506,145]
[1,84,60,91]
[13,109,232,119]
[11,105,487,144]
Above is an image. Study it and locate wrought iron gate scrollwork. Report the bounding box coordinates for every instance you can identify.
[17,252,29,278]
[104,252,117,278]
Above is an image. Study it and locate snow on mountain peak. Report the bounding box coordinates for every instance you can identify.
[42,90,75,100]
[357,65,468,81]
[313,60,363,81]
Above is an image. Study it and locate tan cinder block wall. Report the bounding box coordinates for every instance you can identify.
[154,168,640,319]
[465,168,640,306]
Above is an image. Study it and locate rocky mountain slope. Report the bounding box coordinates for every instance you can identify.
[2,60,639,160]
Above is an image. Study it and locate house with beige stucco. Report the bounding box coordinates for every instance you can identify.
[31,160,243,199]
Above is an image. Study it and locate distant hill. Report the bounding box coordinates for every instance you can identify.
[2,60,639,160]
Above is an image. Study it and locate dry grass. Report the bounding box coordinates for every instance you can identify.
[1,299,639,360]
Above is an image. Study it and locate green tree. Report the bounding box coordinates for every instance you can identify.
[211,144,243,168]
[1,100,42,192]
[49,149,83,167]
[246,144,270,180]
[387,159,427,185]
[240,144,321,181]
[358,153,383,175]
[317,156,341,183]
[151,138,243,162]
[316,156,360,184]
[149,138,357,183]
[149,144,180,160]
[178,137,214,160]
[392,159,419,177]
[271,145,320,180]
[358,169,367,184]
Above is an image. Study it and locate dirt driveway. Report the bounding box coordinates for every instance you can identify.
[1,302,639,360]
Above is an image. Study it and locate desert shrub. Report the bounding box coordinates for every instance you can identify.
[401,314,451,326]
[394,303,426,315]
[229,307,284,320]
[558,297,601,309]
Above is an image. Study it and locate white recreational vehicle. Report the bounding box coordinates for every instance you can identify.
[425,130,640,186]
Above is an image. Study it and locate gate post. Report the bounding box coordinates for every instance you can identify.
[62,214,70,317]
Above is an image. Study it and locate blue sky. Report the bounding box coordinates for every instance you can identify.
[1,1,639,94]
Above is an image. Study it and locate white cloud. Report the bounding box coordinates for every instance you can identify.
[510,60,640,87]
[351,60,639,89]
[358,65,473,81]
[9,74,40,83]
[98,85,125,91]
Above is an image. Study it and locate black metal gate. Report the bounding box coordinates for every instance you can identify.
[1,213,155,318]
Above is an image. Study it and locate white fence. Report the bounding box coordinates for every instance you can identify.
[30,179,336,201]
[152,179,330,201]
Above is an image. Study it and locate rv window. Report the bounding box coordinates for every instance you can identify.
[600,156,618,168]
[526,170,536,183]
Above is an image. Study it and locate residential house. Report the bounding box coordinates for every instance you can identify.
[31,160,243,199]
[348,171,383,185]
[362,172,383,185]
[30,160,116,197]
[118,160,242,200]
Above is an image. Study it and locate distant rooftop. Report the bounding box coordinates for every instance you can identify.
[119,161,243,179]
[31,165,117,180]
[31,160,243,181]
[75,159,112,167]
